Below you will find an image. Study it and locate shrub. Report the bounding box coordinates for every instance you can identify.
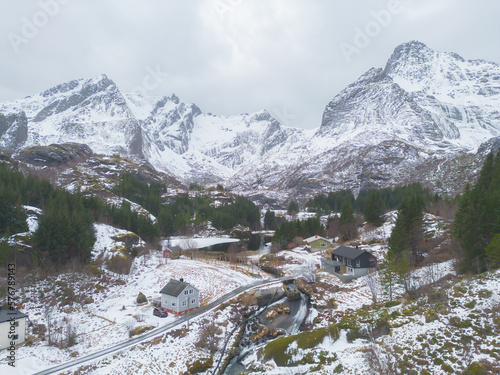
[433,357,443,365]
[463,361,487,375]
[478,289,492,299]
[425,309,438,323]
[465,300,477,309]
[453,285,467,297]
[449,317,472,328]
[337,315,360,330]
[129,325,155,337]
[333,363,343,373]
[187,356,213,374]
[441,363,454,373]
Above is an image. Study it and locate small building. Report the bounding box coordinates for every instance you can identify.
[0,309,27,350]
[160,279,200,316]
[304,235,331,251]
[162,245,183,259]
[324,246,377,278]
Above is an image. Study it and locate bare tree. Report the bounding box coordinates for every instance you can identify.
[124,318,136,337]
[181,237,198,258]
[365,340,399,375]
[270,243,282,254]
[227,243,239,264]
[340,221,358,241]
[196,317,222,355]
[366,272,381,305]
[43,303,55,346]
[326,215,340,239]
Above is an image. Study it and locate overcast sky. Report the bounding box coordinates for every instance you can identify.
[1,0,499,129]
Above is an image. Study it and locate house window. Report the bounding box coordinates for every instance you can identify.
[182,301,187,307]
[184,290,188,295]
[191,299,196,304]
[356,259,360,268]
[11,334,19,341]
[189,289,193,294]
[320,243,326,247]
[13,321,19,327]
[172,302,176,306]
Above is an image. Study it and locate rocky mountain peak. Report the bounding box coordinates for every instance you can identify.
[383,40,435,76]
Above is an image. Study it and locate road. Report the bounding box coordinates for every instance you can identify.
[33,275,295,375]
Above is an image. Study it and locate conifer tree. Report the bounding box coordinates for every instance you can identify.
[388,194,424,266]
[485,234,500,269]
[287,200,299,215]
[365,191,384,226]
[264,210,277,230]
[339,200,357,240]
[453,184,484,272]
[453,151,500,273]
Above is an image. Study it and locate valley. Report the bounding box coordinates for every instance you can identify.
[1,40,500,375]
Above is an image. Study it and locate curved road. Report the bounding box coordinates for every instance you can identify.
[34,275,295,375]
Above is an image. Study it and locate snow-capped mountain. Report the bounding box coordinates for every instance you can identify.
[1,41,499,201]
[0,75,305,185]
[232,41,500,199]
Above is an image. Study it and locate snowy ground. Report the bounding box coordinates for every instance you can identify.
[3,212,495,375]
[0,226,272,375]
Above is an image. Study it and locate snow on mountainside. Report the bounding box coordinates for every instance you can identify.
[0,74,143,157]
[0,41,500,201]
[232,41,500,200]
[384,40,500,148]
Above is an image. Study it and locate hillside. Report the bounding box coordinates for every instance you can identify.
[2,212,499,375]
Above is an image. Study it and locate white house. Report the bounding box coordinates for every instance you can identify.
[0,309,28,350]
[160,279,200,316]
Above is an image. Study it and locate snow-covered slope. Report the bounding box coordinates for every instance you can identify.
[232,41,500,199]
[1,41,499,200]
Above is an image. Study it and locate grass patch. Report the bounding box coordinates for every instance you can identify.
[260,325,339,366]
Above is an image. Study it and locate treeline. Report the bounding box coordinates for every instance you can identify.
[379,151,500,301]
[272,217,324,249]
[0,167,153,267]
[109,173,261,235]
[113,173,166,216]
[305,183,437,217]
[454,151,500,273]
[0,164,97,266]
[0,166,262,268]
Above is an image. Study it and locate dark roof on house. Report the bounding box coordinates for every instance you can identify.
[160,279,197,297]
[332,246,371,260]
[0,309,28,323]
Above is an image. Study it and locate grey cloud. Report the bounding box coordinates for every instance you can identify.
[0,0,499,129]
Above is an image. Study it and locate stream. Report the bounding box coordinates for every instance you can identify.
[223,291,310,374]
